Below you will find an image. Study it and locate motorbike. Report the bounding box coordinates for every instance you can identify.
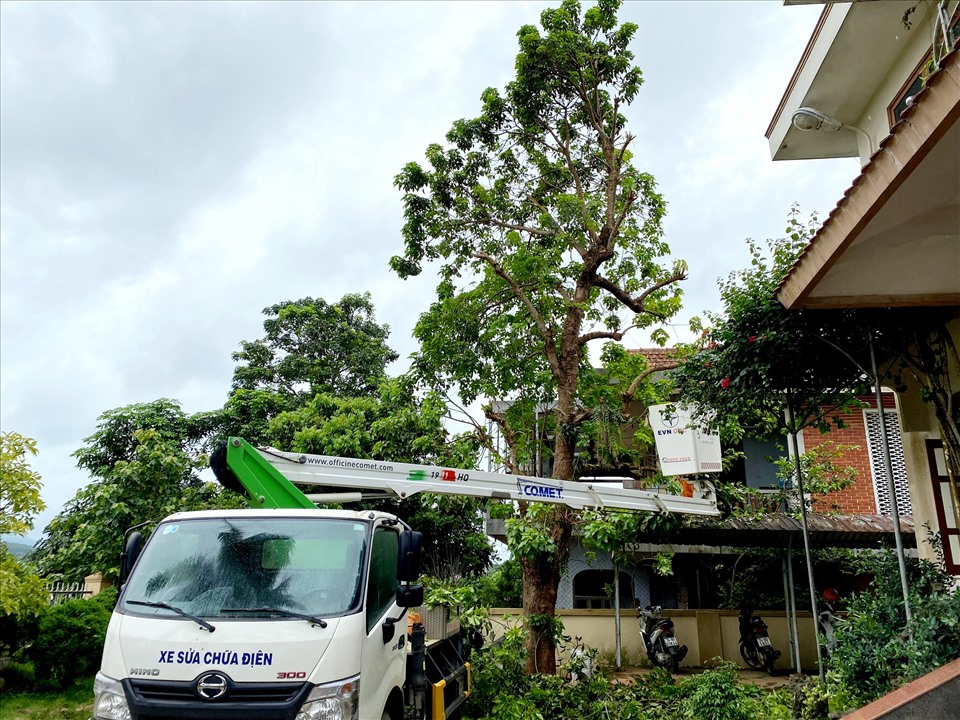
[738,608,781,675]
[637,604,687,672]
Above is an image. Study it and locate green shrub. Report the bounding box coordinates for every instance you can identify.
[827,549,960,710]
[473,558,523,608]
[0,611,39,659]
[90,586,118,610]
[0,659,36,692]
[789,675,829,720]
[29,596,112,687]
[463,627,796,720]
[677,662,758,720]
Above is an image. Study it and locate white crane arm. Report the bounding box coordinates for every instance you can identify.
[255,446,719,516]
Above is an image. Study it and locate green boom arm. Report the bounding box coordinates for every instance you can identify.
[211,437,316,509]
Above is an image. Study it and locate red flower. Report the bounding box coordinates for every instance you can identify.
[721,377,731,389]
[706,361,712,368]
[748,335,756,343]
[709,342,717,350]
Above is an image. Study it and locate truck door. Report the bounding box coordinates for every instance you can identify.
[360,524,406,719]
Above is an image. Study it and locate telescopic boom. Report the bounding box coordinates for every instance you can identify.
[213,437,719,517]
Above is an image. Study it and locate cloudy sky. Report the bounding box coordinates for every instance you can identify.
[1,0,857,536]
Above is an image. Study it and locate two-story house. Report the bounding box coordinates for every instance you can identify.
[765,0,959,574]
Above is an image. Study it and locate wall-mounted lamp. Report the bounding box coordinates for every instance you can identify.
[790,106,874,160]
[791,107,843,132]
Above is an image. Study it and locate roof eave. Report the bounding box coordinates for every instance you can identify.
[776,44,960,310]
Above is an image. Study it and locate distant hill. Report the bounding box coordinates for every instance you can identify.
[1,537,38,558]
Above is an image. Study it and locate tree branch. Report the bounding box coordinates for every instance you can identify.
[473,252,561,376]
[578,325,638,346]
[484,407,520,473]
[460,217,555,238]
[621,363,677,414]
[594,267,687,314]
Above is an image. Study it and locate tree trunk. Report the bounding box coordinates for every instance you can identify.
[517,266,597,673]
[520,507,573,675]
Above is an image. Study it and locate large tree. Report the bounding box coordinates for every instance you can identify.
[266,376,492,579]
[213,294,399,445]
[393,0,686,672]
[0,432,48,623]
[670,208,872,442]
[33,401,244,581]
[669,208,919,678]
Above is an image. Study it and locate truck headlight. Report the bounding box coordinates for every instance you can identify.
[295,675,359,720]
[93,672,131,720]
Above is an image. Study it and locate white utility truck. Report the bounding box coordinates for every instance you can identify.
[93,437,718,720]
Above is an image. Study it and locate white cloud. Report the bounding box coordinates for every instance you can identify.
[1,1,866,534]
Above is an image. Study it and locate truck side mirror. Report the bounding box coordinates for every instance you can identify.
[397,530,422,583]
[396,584,424,608]
[120,531,142,583]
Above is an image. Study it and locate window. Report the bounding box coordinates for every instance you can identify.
[120,517,367,619]
[573,570,633,609]
[366,527,399,631]
[863,409,912,517]
[926,440,959,575]
[742,436,787,490]
[888,8,960,126]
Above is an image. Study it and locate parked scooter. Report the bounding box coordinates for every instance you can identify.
[637,604,687,672]
[738,608,781,675]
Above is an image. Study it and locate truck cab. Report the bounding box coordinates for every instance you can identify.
[94,508,419,720]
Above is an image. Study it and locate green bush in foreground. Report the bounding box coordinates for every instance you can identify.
[827,549,960,710]
[29,592,114,687]
[464,627,790,720]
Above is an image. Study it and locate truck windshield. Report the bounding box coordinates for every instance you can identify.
[121,517,367,620]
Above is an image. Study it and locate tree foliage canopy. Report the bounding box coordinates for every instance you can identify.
[34,402,244,581]
[0,431,48,621]
[208,294,400,447]
[671,208,873,442]
[393,0,685,673]
[1,431,45,536]
[232,293,398,401]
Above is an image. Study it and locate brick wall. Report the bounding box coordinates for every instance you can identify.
[802,393,897,515]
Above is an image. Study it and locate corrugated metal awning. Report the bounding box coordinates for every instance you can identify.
[637,513,916,549]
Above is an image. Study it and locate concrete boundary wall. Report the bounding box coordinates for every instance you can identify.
[488,608,820,671]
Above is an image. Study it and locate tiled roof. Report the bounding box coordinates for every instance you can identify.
[628,347,678,371]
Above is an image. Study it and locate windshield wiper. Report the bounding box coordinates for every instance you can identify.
[221,607,328,628]
[127,599,216,633]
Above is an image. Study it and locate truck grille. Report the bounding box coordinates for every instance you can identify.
[123,678,309,720]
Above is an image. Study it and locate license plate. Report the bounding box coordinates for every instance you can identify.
[664,636,679,647]
[757,637,771,647]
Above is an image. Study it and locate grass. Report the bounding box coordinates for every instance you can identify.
[0,676,94,720]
